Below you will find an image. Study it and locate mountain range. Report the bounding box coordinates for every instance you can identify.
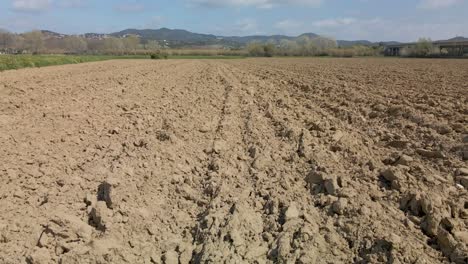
[107,28,392,47]
[38,28,467,48]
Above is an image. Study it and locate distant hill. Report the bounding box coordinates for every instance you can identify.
[336,40,407,47]
[109,29,321,47]
[442,36,468,42]
[299,33,320,39]
[222,32,319,44]
[107,29,404,48]
[41,30,66,38]
[337,40,373,47]
[222,35,293,44]
[111,28,217,42]
[84,33,108,39]
[379,41,402,45]
[34,28,463,49]
[109,28,240,47]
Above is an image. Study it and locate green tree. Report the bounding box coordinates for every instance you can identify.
[247,42,265,56]
[64,36,88,54]
[0,29,14,51]
[278,39,299,56]
[104,37,124,54]
[414,38,434,56]
[310,36,337,53]
[23,30,44,54]
[263,43,276,57]
[122,35,140,54]
[145,40,161,50]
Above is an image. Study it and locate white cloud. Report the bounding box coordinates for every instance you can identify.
[114,2,145,13]
[211,18,260,35]
[0,15,39,31]
[58,0,87,8]
[379,21,467,41]
[12,0,52,12]
[313,17,356,28]
[275,19,303,33]
[310,17,389,40]
[191,0,323,9]
[145,16,164,29]
[235,18,258,33]
[308,16,468,42]
[419,0,462,9]
[11,0,89,12]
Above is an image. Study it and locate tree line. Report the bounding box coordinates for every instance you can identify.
[0,30,162,55]
[246,36,381,57]
[1,29,383,57]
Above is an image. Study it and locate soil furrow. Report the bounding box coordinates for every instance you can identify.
[224,59,467,263]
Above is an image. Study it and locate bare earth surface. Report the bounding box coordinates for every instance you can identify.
[0,58,467,264]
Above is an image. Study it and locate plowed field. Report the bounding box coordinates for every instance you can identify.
[1,58,467,263]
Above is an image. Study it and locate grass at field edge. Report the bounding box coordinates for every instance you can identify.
[0,54,245,71]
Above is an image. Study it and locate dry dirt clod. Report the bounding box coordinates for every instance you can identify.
[332,198,348,215]
[84,193,97,207]
[457,168,468,176]
[163,250,179,264]
[297,129,311,158]
[306,169,324,185]
[212,140,227,154]
[49,212,94,242]
[380,168,405,190]
[324,176,339,195]
[458,177,468,189]
[26,247,52,264]
[284,203,300,221]
[388,140,410,149]
[416,149,445,159]
[462,135,468,143]
[394,155,413,166]
[199,122,213,133]
[437,229,459,262]
[421,214,441,237]
[252,155,271,171]
[463,151,468,161]
[381,168,401,182]
[89,201,112,231]
[13,189,25,199]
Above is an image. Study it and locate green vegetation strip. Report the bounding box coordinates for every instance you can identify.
[0,54,245,71]
[168,55,246,59]
[0,55,147,71]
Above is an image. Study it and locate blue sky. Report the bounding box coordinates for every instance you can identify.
[1,0,467,41]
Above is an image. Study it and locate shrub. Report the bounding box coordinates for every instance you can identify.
[150,50,168,59]
[401,38,440,57]
[263,43,276,57]
[150,53,162,59]
[414,38,434,56]
[247,42,265,57]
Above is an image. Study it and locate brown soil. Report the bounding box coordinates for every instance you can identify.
[0,58,467,264]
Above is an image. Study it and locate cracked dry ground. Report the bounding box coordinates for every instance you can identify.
[0,58,467,264]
